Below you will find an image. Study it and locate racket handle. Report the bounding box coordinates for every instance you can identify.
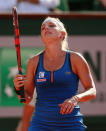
[19,70,26,103]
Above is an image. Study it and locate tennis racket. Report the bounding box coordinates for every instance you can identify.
[12,7,26,103]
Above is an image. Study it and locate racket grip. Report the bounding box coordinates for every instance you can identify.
[19,70,26,103]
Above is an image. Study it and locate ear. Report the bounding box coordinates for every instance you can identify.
[61,31,66,40]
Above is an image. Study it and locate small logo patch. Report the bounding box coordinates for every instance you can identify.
[37,79,46,82]
[39,72,45,78]
[65,71,71,75]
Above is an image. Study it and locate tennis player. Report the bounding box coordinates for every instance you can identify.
[13,17,96,131]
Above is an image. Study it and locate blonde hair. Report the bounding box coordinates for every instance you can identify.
[43,17,69,51]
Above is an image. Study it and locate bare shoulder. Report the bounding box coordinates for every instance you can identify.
[28,51,43,65]
[70,51,87,64]
[27,54,39,66]
[69,51,89,74]
[27,51,43,73]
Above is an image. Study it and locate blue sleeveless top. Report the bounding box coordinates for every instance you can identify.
[29,51,86,131]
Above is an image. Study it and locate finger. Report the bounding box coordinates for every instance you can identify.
[18,80,24,84]
[60,103,65,113]
[15,82,24,88]
[18,76,24,81]
[14,79,24,85]
[65,104,72,115]
[19,83,24,87]
[60,103,65,114]
[60,103,68,115]
[15,83,24,90]
[15,81,24,89]
[14,74,23,79]
[59,102,67,107]
[69,105,75,114]
[14,76,23,82]
[14,76,25,83]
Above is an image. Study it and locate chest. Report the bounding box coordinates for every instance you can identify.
[34,52,79,87]
[43,57,65,71]
[35,65,78,88]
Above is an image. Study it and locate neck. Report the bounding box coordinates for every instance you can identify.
[44,43,64,60]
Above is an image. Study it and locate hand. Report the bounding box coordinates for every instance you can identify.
[59,96,79,115]
[13,74,26,91]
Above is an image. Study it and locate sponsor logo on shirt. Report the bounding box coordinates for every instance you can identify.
[39,72,45,78]
[37,79,46,82]
[37,72,46,82]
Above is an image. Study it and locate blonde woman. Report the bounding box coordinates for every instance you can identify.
[14,17,96,131]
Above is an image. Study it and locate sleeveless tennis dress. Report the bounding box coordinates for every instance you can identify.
[28,51,87,131]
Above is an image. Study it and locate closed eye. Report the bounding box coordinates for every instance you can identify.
[49,24,56,27]
[41,22,56,31]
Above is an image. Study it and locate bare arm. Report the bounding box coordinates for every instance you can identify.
[13,55,39,104]
[71,52,96,102]
[59,51,96,115]
[21,104,34,131]
[23,57,36,103]
[16,104,34,131]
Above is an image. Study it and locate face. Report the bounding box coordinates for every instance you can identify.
[41,19,63,44]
